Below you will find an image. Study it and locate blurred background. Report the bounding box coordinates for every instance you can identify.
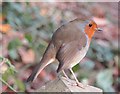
[0,2,119,93]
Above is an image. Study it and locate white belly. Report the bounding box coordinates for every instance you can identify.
[70,43,89,68]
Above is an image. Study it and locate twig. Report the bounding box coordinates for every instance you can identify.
[0,77,17,92]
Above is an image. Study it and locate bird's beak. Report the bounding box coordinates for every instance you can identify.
[95,28,103,32]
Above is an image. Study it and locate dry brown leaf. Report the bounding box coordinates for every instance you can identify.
[0,24,11,33]
[18,48,35,64]
[38,70,47,80]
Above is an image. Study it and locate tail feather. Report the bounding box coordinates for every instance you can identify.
[26,42,56,83]
[26,58,55,83]
[26,63,41,82]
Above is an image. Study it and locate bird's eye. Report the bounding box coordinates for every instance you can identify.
[89,24,92,27]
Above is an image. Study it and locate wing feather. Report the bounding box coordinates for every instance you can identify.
[56,35,87,72]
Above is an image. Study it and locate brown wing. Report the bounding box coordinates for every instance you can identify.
[56,35,87,73]
[52,19,84,50]
[52,18,88,72]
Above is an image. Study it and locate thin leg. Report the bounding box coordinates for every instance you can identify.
[62,70,69,79]
[69,68,79,83]
[69,68,84,88]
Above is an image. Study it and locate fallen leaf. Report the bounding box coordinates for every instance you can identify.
[38,70,47,80]
[0,24,11,33]
[2,85,8,92]
[18,48,35,64]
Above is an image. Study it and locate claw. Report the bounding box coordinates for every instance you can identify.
[76,82,85,89]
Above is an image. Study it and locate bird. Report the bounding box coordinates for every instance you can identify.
[26,17,102,87]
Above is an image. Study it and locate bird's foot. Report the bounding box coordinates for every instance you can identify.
[76,82,86,89]
[70,81,87,89]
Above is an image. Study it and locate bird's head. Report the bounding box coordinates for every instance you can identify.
[84,19,102,39]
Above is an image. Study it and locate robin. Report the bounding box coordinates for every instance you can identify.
[26,18,102,87]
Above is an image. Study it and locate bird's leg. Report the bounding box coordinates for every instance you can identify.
[62,70,69,79]
[69,68,85,88]
[62,70,76,86]
[57,70,69,79]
